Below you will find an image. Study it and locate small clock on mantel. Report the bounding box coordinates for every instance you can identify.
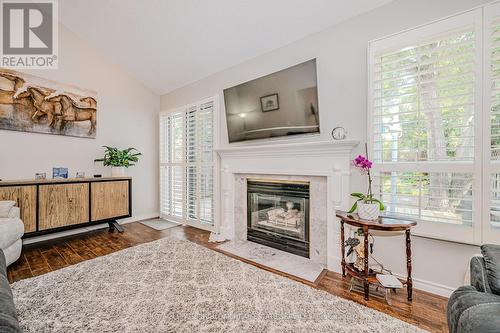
[331,127,347,140]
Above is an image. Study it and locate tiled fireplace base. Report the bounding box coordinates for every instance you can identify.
[217,240,324,282]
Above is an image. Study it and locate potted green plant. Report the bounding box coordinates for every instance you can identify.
[94,146,142,177]
[348,146,384,220]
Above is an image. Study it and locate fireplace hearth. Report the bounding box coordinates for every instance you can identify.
[247,179,310,258]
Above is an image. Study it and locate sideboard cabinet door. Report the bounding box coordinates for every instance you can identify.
[91,181,129,221]
[39,183,89,230]
[0,186,37,232]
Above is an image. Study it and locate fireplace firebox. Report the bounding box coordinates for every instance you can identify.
[247,179,310,258]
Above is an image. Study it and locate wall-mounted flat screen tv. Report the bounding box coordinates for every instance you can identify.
[223,59,319,143]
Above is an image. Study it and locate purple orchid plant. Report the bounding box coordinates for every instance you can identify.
[348,145,385,213]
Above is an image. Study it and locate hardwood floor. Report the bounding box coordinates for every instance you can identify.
[7,222,448,332]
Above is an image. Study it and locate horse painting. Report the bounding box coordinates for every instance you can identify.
[0,69,97,138]
[46,94,97,135]
[25,87,61,128]
[0,74,33,109]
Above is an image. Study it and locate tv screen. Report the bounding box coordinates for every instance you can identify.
[223,59,319,143]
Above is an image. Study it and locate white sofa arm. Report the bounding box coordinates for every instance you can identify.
[0,201,16,218]
[8,206,20,219]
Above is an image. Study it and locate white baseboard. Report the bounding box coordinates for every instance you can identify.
[393,273,454,298]
[327,256,453,298]
[23,212,159,245]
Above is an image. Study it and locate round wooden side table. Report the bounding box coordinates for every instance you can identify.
[335,211,417,301]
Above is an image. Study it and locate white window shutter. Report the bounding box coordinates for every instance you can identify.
[369,10,482,243]
[198,101,215,224]
[485,3,500,245]
[372,28,475,163]
[159,98,215,230]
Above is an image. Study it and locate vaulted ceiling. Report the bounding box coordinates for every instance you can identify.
[59,0,393,94]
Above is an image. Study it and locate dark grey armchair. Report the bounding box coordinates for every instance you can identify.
[447,244,500,333]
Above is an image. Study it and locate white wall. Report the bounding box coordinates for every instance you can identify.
[160,0,492,295]
[0,24,160,220]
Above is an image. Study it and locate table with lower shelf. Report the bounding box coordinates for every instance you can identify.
[336,211,417,301]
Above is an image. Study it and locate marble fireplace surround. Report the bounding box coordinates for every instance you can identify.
[235,174,328,266]
[216,140,358,271]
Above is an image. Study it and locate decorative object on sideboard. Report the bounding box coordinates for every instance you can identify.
[35,173,46,180]
[94,146,142,177]
[260,93,279,112]
[0,68,97,138]
[76,172,85,178]
[52,167,68,179]
[331,126,347,140]
[348,144,384,220]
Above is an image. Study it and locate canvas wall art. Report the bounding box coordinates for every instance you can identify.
[0,69,97,138]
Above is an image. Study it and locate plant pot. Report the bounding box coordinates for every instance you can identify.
[357,202,380,220]
[111,166,125,177]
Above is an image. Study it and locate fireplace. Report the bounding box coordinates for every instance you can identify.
[247,179,310,258]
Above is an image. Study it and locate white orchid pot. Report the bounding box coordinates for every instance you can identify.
[111,166,125,177]
[357,202,380,220]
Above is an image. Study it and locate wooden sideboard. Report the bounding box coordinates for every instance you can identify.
[0,177,131,237]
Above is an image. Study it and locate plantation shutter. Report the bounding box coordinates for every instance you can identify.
[369,10,482,243]
[485,3,500,244]
[159,98,215,230]
[160,111,185,219]
[372,30,476,163]
[197,101,215,224]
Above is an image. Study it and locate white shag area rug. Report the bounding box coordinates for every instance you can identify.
[11,238,424,332]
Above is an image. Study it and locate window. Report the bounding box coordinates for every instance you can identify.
[159,97,216,231]
[369,10,485,243]
[485,4,500,244]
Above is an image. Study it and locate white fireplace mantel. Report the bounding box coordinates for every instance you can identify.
[215,140,359,158]
[215,139,359,272]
